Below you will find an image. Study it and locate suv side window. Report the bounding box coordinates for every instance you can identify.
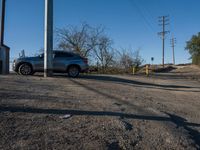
[54,52,74,58]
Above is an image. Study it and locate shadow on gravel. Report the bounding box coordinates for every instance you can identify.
[77,75,200,89]
[0,105,200,147]
[33,73,198,89]
[166,113,200,148]
[74,76,200,94]
[15,74,200,92]
[151,73,200,80]
[69,79,146,113]
[68,78,200,146]
[70,75,200,92]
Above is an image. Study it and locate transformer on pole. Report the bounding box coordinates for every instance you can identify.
[44,0,53,77]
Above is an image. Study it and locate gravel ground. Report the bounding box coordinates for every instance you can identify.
[0,66,200,150]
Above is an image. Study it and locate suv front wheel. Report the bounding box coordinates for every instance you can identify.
[18,63,33,75]
[68,65,80,77]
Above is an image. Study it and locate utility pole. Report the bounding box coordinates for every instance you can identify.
[0,0,6,45]
[0,0,10,75]
[170,37,176,65]
[158,16,170,68]
[44,0,53,77]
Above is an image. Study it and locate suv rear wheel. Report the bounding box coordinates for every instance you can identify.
[68,65,80,77]
[18,63,33,75]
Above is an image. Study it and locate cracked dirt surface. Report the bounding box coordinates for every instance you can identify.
[0,68,200,149]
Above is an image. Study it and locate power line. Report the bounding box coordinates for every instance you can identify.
[158,16,170,68]
[136,0,156,27]
[128,0,156,34]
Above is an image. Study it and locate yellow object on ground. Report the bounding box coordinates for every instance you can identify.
[146,65,149,76]
[133,67,136,75]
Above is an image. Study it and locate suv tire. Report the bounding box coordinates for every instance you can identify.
[18,63,33,75]
[68,65,80,77]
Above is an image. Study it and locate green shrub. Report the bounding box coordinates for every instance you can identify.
[192,55,200,66]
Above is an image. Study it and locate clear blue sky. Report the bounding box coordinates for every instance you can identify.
[4,0,200,64]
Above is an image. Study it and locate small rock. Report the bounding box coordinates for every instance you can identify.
[60,114,72,119]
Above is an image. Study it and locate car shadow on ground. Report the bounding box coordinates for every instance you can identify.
[0,105,200,147]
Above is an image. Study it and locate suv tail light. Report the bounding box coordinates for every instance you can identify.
[82,57,88,64]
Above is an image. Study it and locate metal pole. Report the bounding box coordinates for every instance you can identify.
[162,16,165,68]
[172,43,175,65]
[171,37,176,65]
[158,16,170,68]
[0,0,6,45]
[44,0,53,77]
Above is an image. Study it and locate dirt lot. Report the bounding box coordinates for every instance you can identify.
[0,65,200,150]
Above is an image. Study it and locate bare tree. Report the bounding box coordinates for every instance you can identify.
[132,49,144,67]
[118,48,143,72]
[56,23,104,57]
[118,49,134,71]
[56,23,143,74]
[93,36,114,72]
